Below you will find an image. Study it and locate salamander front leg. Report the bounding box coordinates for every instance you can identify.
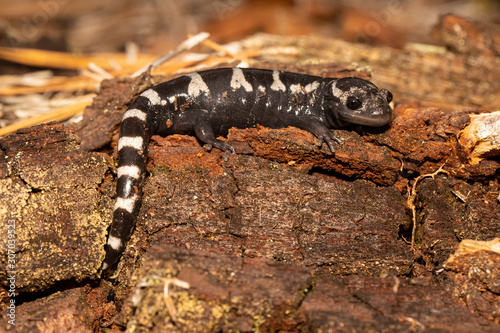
[296,120,343,153]
[316,129,343,153]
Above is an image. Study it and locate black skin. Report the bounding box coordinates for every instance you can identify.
[102,68,393,273]
[138,68,393,155]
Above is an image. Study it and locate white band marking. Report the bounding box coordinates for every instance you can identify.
[290,84,304,94]
[118,136,143,151]
[117,165,141,179]
[187,73,210,97]
[290,82,320,95]
[271,70,286,92]
[114,195,138,213]
[230,68,253,92]
[122,108,147,122]
[305,81,320,93]
[107,235,123,250]
[140,89,162,105]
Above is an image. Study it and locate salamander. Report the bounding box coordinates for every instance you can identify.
[101,68,393,272]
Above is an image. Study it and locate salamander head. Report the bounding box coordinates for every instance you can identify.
[324,77,393,127]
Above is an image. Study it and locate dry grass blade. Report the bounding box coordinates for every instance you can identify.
[0,46,156,73]
[0,100,92,137]
[0,76,100,96]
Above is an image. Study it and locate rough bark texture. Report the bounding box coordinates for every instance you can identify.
[1,29,500,332]
[443,239,500,323]
[0,124,113,293]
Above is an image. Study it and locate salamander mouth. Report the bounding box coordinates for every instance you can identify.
[339,111,393,127]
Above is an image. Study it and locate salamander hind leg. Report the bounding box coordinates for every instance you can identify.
[193,120,235,160]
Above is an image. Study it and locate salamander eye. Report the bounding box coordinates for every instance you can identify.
[386,91,393,103]
[346,96,362,110]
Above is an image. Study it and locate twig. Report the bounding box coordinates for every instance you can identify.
[87,62,114,80]
[407,164,449,251]
[163,278,191,323]
[197,37,249,65]
[131,32,210,78]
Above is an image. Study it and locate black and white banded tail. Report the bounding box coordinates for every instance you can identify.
[101,98,152,272]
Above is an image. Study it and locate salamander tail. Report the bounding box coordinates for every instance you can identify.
[101,101,151,272]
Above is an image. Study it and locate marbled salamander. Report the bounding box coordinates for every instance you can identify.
[101,68,393,272]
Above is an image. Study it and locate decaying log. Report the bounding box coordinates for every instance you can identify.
[1,26,499,331]
[459,111,500,163]
[1,103,498,331]
[13,283,113,332]
[298,275,499,332]
[0,123,112,293]
[432,14,500,57]
[443,238,500,323]
[117,247,498,332]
